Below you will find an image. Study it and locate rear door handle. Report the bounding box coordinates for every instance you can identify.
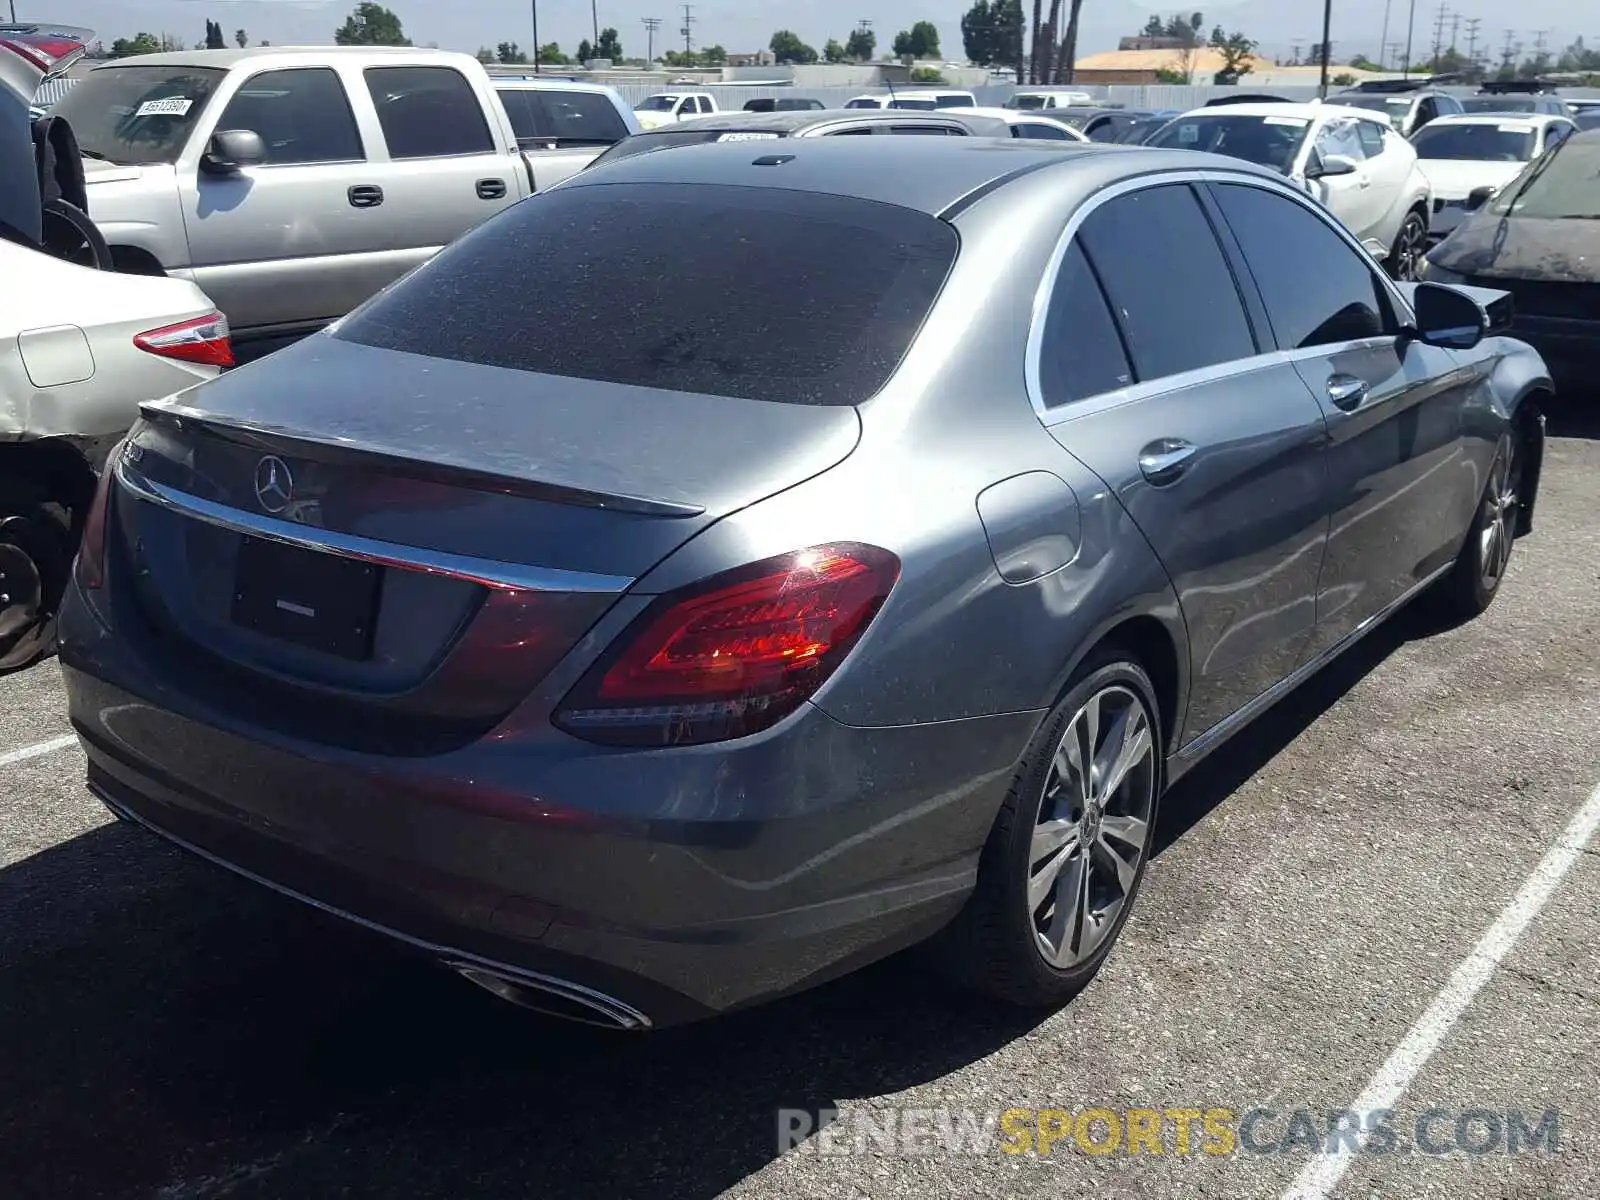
[348,184,383,209]
[476,178,507,200]
[1325,373,1370,412]
[1138,438,1197,486]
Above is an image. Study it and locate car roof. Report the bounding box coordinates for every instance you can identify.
[1177,102,1374,121]
[667,108,1007,134]
[560,135,1277,216]
[490,78,624,96]
[85,45,472,69]
[1423,112,1564,128]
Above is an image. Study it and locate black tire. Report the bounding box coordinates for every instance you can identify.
[1387,210,1428,281]
[932,646,1164,1007]
[1429,428,1522,623]
[0,476,76,674]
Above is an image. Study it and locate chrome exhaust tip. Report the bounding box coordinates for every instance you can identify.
[450,962,652,1031]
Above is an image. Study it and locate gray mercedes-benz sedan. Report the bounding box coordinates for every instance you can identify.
[59,137,1552,1029]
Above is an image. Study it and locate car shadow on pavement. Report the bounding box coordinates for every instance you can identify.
[0,821,1050,1200]
[1543,393,1600,442]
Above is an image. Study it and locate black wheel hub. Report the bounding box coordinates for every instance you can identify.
[0,540,43,642]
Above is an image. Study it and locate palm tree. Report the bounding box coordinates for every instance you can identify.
[1054,0,1084,82]
[1042,0,1062,82]
[1029,0,1043,83]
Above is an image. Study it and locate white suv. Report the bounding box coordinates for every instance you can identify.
[1147,102,1435,278]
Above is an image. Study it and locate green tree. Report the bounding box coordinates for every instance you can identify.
[539,43,571,64]
[893,21,941,59]
[595,27,623,60]
[824,38,848,63]
[234,29,248,48]
[845,27,876,60]
[1209,27,1256,83]
[963,1,1025,79]
[700,44,727,64]
[769,30,818,65]
[497,41,527,64]
[910,66,947,82]
[577,37,593,62]
[1142,14,1164,36]
[204,19,226,49]
[109,32,162,58]
[334,2,411,47]
[1347,54,1381,70]
[476,47,495,63]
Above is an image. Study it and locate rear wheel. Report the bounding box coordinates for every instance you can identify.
[1430,428,1522,622]
[0,477,75,674]
[934,648,1163,1006]
[1387,210,1428,281]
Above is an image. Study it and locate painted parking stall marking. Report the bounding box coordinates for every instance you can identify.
[0,733,78,768]
[1283,778,1600,1200]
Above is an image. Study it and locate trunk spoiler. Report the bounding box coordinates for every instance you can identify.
[137,399,707,519]
[0,23,94,82]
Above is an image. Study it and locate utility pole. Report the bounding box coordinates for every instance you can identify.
[680,3,694,57]
[1499,29,1517,74]
[1291,39,1304,65]
[1378,0,1392,68]
[1430,3,1448,65]
[1318,0,1333,97]
[1449,12,1460,53]
[531,0,540,73]
[1402,0,1418,75]
[642,16,661,64]
[1387,41,1405,68]
[1464,18,1482,66]
[592,0,599,48]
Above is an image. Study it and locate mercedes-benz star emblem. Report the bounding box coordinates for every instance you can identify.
[253,455,294,514]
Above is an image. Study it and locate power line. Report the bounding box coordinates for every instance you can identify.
[1449,12,1460,53]
[642,16,661,63]
[1464,18,1482,64]
[1430,2,1449,63]
[1378,0,1392,68]
[679,2,694,56]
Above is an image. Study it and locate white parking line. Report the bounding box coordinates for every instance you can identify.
[0,733,79,768]
[1282,779,1600,1200]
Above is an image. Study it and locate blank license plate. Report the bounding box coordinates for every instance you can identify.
[230,535,381,660]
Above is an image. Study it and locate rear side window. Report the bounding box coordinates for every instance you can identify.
[1357,120,1386,156]
[500,89,628,146]
[1038,243,1134,407]
[1211,183,1392,348]
[1016,122,1071,140]
[365,66,494,159]
[216,68,363,165]
[336,183,958,406]
[889,124,962,135]
[1077,185,1256,383]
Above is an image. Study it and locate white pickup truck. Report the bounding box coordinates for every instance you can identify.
[51,47,639,348]
[631,91,721,129]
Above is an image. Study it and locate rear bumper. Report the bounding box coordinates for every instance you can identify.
[60,587,1034,1026]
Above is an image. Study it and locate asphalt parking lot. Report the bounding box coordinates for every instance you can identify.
[2,398,1597,1200]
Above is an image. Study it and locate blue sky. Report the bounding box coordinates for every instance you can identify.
[49,0,1600,65]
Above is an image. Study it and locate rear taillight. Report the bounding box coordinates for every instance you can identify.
[74,444,119,590]
[0,35,82,73]
[554,544,900,747]
[133,313,235,368]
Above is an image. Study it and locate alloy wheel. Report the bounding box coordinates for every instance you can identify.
[1028,684,1157,969]
[1391,215,1427,281]
[1478,435,1519,590]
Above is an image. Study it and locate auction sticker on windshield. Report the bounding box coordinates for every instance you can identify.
[1178,124,1199,143]
[134,97,194,117]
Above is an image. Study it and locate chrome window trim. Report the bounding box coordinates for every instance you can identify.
[114,461,634,596]
[1025,167,1418,426]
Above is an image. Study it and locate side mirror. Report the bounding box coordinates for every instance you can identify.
[1411,282,1488,350]
[1307,153,1359,180]
[1464,184,1496,211]
[200,128,266,175]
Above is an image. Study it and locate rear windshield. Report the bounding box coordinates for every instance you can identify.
[335,182,958,406]
[586,128,784,168]
[1411,123,1534,161]
[1460,97,1540,114]
[51,65,223,164]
